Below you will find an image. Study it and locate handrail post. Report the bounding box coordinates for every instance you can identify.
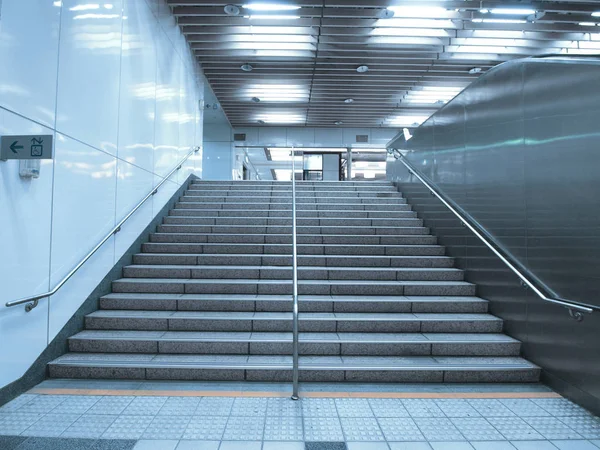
[291,147,300,400]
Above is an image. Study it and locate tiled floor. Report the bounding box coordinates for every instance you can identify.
[1,382,599,450]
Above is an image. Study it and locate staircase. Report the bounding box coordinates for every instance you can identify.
[49,180,540,383]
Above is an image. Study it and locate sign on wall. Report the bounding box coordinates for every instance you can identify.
[0,135,54,160]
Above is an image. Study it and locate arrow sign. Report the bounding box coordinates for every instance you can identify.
[1,135,53,161]
[10,141,23,154]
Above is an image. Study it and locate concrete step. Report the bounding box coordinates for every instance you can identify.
[175,202,408,210]
[68,330,521,356]
[148,233,435,245]
[141,243,444,256]
[163,216,419,226]
[179,196,406,204]
[156,224,427,235]
[84,310,503,333]
[133,253,455,268]
[48,353,540,383]
[184,190,401,197]
[98,294,489,314]
[121,265,465,281]
[111,278,477,296]
[169,208,414,217]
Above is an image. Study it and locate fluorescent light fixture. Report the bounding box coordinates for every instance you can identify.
[388,115,430,126]
[469,67,483,74]
[377,18,454,29]
[472,18,527,24]
[491,8,536,15]
[53,1,62,6]
[73,13,120,19]
[371,27,449,37]
[593,12,600,17]
[235,42,313,50]
[387,6,448,18]
[103,3,113,9]
[70,4,100,11]
[580,22,597,26]
[249,14,300,20]
[479,9,489,14]
[244,3,301,11]
[255,113,305,123]
[403,128,413,140]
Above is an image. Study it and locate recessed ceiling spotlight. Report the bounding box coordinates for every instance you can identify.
[469,67,483,74]
[378,8,395,19]
[224,4,240,16]
[241,63,254,72]
[257,119,266,124]
[356,65,369,73]
[251,97,261,102]
[344,98,354,104]
[334,121,343,125]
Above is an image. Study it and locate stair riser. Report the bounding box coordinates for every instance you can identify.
[141,243,444,256]
[99,298,488,314]
[122,267,464,282]
[132,254,455,268]
[184,191,400,198]
[111,281,476,296]
[149,234,434,244]
[156,224,426,234]
[179,197,406,205]
[48,365,541,383]
[175,202,403,211]
[85,317,501,333]
[188,186,398,192]
[68,339,520,357]
[170,208,413,217]
[163,217,418,226]
[176,203,408,211]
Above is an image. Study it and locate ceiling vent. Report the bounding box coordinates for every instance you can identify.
[234,133,247,141]
[356,134,369,143]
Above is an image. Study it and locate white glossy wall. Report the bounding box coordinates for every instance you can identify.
[0,0,204,389]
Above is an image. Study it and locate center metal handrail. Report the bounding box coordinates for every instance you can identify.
[390,150,596,321]
[5,146,201,313]
[291,147,300,400]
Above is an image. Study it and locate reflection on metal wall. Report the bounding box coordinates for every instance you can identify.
[387,56,600,415]
[388,57,600,308]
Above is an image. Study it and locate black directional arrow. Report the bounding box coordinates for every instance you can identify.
[10,141,23,154]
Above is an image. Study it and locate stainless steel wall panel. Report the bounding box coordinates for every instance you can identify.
[387,56,600,415]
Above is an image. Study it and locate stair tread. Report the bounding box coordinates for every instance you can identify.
[125,264,462,272]
[88,310,499,321]
[70,330,519,343]
[49,353,539,370]
[114,278,473,285]
[135,253,451,260]
[100,293,487,302]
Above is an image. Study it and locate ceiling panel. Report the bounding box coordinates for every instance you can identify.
[167,0,600,127]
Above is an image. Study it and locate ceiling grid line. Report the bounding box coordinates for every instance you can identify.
[169,0,600,127]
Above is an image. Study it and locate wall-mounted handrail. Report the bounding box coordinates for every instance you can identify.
[5,147,201,313]
[291,147,300,400]
[390,150,597,321]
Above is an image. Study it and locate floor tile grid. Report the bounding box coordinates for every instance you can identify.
[2,395,600,445]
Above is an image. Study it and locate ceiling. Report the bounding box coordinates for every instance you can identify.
[168,0,600,128]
